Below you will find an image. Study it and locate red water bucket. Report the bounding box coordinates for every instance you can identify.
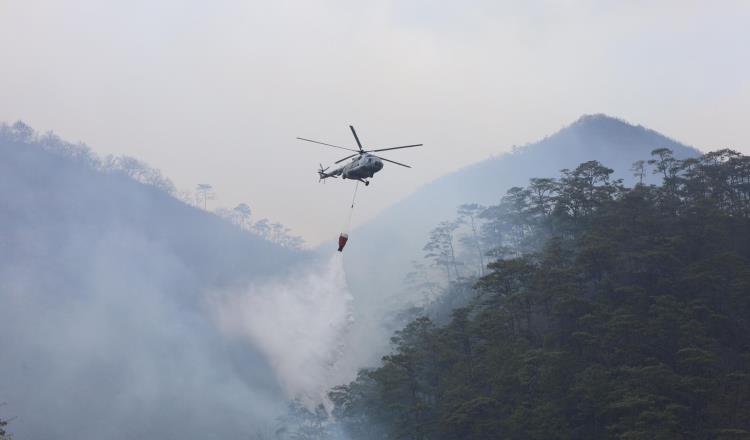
[338,233,349,252]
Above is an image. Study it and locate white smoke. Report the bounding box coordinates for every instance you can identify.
[213,253,355,410]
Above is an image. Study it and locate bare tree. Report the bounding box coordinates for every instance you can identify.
[631,160,647,185]
[104,155,176,194]
[233,203,252,229]
[195,184,215,210]
[270,222,287,243]
[252,218,272,239]
[457,203,486,277]
[424,220,462,281]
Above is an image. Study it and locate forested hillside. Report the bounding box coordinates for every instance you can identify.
[0,122,305,439]
[338,115,700,370]
[330,149,750,439]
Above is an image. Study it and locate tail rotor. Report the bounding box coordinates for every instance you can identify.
[318,163,329,183]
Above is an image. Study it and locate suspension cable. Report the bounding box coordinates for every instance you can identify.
[343,181,360,233]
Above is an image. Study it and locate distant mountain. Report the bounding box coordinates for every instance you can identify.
[339,114,702,365]
[0,122,303,439]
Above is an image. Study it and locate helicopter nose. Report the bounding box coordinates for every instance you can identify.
[374,159,383,171]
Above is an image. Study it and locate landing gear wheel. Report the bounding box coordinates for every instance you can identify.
[365,181,370,186]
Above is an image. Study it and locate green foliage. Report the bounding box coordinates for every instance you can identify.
[332,150,750,439]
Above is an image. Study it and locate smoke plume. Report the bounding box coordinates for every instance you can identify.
[214,253,355,410]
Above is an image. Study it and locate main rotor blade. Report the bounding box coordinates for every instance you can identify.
[297,137,359,152]
[374,155,411,168]
[335,153,359,164]
[367,144,423,153]
[349,125,363,152]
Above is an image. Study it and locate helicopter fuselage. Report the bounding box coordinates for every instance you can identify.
[322,153,383,182]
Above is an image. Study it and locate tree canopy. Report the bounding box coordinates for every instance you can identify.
[330,149,750,439]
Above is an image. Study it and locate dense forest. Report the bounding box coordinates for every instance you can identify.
[328,149,750,439]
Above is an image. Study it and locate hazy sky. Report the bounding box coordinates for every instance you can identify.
[1,0,748,244]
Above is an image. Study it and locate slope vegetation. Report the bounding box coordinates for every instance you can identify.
[333,149,750,439]
[0,122,301,439]
[340,114,701,364]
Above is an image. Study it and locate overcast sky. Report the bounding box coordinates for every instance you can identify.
[1,0,748,244]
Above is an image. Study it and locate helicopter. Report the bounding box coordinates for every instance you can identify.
[297,125,422,186]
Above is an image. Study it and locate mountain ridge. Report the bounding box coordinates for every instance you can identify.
[358,113,696,233]
[0,122,306,439]
[336,113,702,368]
